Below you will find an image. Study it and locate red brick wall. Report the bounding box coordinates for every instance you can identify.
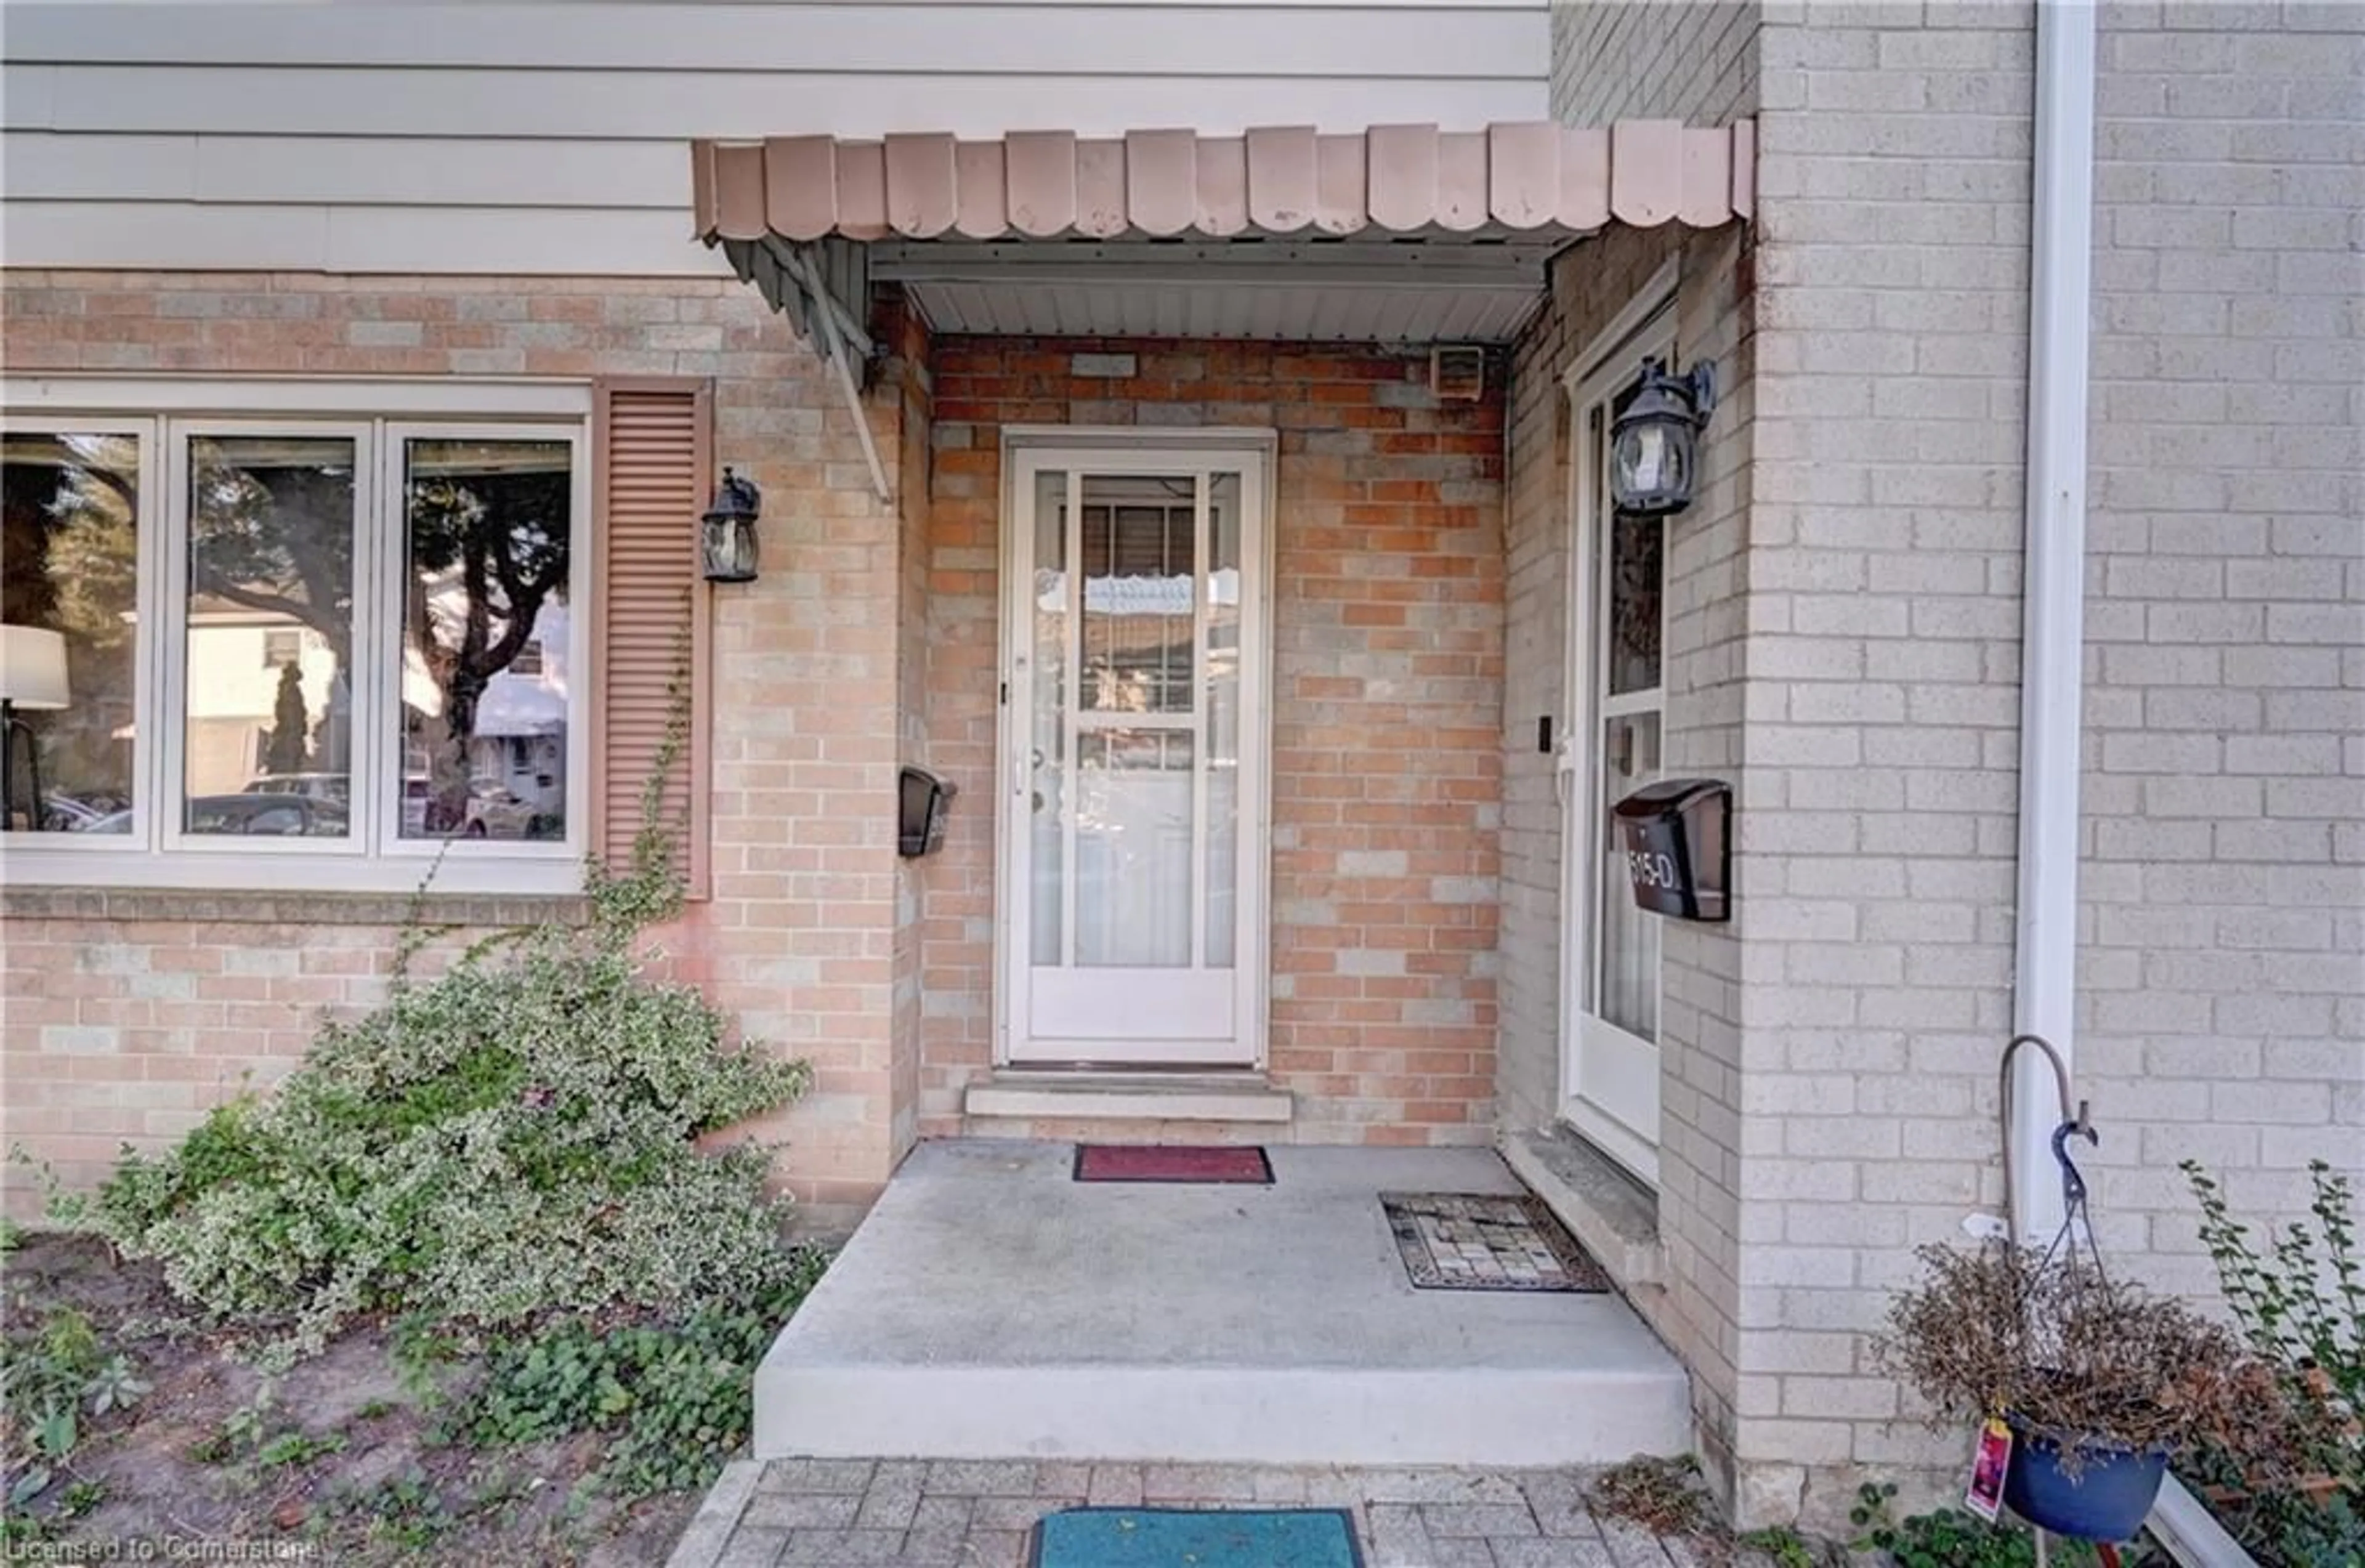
[2,282,1515,1215]
[916,339,1507,1144]
[0,270,911,1227]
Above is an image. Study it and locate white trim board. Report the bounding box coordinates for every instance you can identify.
[1554,280,1679,1192]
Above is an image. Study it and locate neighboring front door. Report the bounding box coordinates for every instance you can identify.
[1557,293,1675,1187]
[999,438,1270,1067]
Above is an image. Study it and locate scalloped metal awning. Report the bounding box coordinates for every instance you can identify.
[687,119,1755,430]
[692,121,1755,243]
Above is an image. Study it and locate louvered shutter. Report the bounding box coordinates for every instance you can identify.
[589,379,713,897]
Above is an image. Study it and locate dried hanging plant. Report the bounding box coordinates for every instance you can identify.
[1877,1243,2285,1475]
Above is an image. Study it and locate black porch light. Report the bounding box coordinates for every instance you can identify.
[700,467,762,583]
[1609,357,1718,518]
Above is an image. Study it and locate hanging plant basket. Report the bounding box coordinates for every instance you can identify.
[2002,1418,2170,1543]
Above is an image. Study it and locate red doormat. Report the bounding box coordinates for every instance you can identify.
[1072,1144,1274,1184]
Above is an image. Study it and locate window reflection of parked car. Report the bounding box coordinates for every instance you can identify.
[243,772,350,804]
[42,794,125,832]
[463,782,539,839]
[185,793,348,837]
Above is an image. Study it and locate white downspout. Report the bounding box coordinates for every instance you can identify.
[2010,15,2257,1562]
[2009,0,2097,1250]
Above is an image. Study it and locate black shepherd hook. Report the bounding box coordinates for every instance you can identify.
[2051,1117,2096,1212]
[2047,1115,2104,1279]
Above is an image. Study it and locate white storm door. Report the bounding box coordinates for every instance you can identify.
[1558,306,1674,1188]
[1001,444,1267,1067]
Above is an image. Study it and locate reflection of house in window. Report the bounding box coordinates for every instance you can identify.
[185,598,349,796]
[400,590,570,822]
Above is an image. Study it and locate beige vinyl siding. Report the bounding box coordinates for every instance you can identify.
[0,2,1548,275]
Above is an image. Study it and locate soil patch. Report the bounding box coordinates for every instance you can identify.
[4,1234,705,1566]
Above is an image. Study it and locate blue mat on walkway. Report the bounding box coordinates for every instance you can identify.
[1030,1507,1364,1567]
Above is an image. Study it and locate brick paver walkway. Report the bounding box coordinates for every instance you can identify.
[666,1459,1760,1568]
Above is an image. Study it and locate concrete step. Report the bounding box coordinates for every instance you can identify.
[754,1140,1692,1468]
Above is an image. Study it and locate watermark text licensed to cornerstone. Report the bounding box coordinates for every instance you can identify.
[4,1539,318,1564]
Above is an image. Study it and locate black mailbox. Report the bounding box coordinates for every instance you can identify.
[898,767,956,858]
[1611,778,1731,922]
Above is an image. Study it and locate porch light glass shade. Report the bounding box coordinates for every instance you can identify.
[0,626,70,709]
[1609,422,1691,519]
[700,468,761,583]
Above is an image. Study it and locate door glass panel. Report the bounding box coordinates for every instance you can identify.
[1024,463,1247,984]
[1030,469,1067,965]
[1080,475,1195,713]
[1203,472,1242,969]
[1606,511,1664,697]
[1075,728,1195,968]
[184,434,357,836]
[1,432,142,833]
[1597,711,1660,1040]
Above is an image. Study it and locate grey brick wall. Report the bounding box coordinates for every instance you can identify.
[1500,226,1681,1147]
[1502,219,1755,1494]
[1551,0,1761,126]
[1724,1,2042,1527]
[1535,0,2359,1536]
[1520,0,1767,1514]
[2077,0,2365,1291]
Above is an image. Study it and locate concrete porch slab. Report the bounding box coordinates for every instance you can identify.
[754,1139,1692,1468]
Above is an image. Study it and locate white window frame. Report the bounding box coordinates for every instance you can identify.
[0,378,594,895]
[1556,266,1678,1189]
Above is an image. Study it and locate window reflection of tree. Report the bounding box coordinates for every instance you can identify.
[403,448,570,835]
[190,449,355,674]
[1607,511,1664,695]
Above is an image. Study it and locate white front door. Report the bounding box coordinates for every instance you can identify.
[1557,297,1675,1187]
[999,439,1269,1067]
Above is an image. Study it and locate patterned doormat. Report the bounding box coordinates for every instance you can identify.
[1380,1192,1610,1293]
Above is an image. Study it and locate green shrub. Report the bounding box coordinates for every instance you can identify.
[63,676,812,1357]
[458,1245,827,1495]
[1848,1484,2116,1568]
[2181,1158,2365,1566]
